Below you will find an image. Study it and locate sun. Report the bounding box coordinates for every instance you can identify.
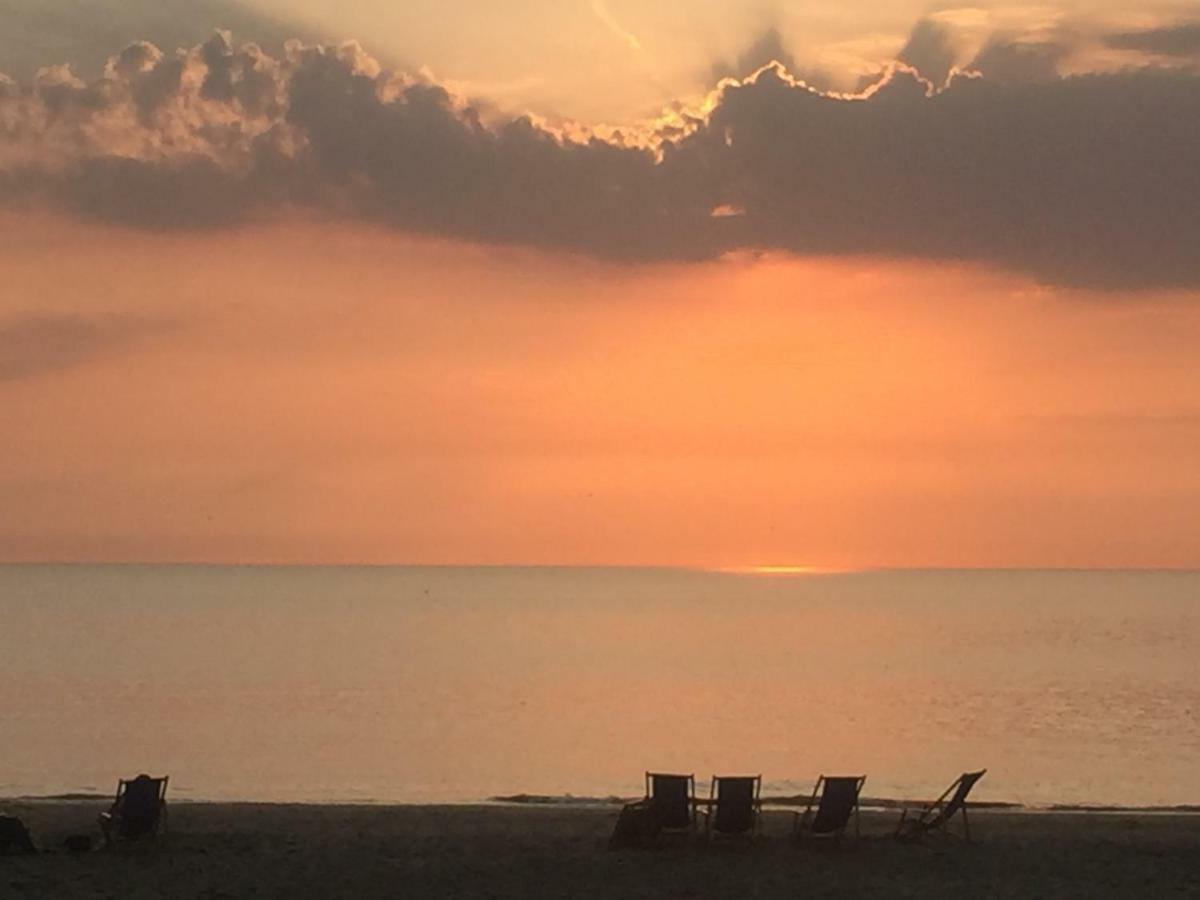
[717,565,837,576]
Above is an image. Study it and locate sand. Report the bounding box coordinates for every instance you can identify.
[2,801,1198,898]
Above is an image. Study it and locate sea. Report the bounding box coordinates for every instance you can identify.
[2,565,1197,809]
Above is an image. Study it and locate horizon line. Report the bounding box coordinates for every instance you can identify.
[1,561,1198,574]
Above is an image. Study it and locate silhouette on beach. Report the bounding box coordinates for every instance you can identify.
[794,774,866,843]
[99,775,169,845]
[896,770,987,842]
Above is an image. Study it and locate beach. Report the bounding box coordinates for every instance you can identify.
[4,801,1198,898]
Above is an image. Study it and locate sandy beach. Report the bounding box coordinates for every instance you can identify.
[2,800,1198,898]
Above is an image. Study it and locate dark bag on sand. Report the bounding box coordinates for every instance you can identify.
[0,816,37,855]
[609,802,657,849]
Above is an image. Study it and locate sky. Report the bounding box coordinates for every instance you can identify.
[2,2,1199,568]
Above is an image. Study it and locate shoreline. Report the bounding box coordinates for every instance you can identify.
[10,793,1200,816]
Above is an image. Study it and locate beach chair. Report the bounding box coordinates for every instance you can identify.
[610,773,695,848]
[895,770,986,842]
[700,775,762,842]
[793,775,866,843]
[645,772,696,834]
[99,774,169,845]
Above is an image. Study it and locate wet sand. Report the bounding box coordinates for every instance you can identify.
[3,801,1198,898]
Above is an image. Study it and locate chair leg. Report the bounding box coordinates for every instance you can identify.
[962,807,972,843]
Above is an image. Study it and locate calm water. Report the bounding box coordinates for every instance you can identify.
[1,566,1197,807]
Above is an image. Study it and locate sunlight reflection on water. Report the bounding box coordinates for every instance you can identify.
[2,566,1197,806]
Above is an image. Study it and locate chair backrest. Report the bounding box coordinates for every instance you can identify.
[646,773,693,830]
[809,776,865,835]
[115,775,168,838]
[712,776,760,835]
[923,770,986,829]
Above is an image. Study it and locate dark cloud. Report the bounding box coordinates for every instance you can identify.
[3,34,1200,288]
[282,43,712,260]
[968,37,1068,83]
[709,28,841,97]
[678,65,1200,288]
[68,155,259,229]
[0,313,168,381]
[1107,23,1200,58]
[897,19,959,88]
[711,27,800,82]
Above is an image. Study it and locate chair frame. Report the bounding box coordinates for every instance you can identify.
[895,770,987,843]
[99,775,170,845]
[793,774,866,844]
[644,772,697,835]
[701,774,763,842]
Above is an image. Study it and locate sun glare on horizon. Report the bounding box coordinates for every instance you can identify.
[718,565,846,576]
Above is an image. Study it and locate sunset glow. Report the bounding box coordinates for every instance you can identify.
[720,566,839,577]
[6,5,1200,895]
[2,3,1199,569]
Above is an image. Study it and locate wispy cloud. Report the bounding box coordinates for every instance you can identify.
[1107,22,1200,57]
[710,26,801,83]
[590,0,643,52]
[1029,411,1200,431]
[0,313,170,382]
[0,0,316,80]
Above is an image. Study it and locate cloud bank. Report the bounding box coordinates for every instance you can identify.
[3,26,1200,288]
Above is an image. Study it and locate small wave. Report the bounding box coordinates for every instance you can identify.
[490,794,628,807]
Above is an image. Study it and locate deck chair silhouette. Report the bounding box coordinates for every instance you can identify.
[793,775,866,843]
[99,774,169,845]
[645,772,696,834]
[610,773,695,848]
[701,775,762,841]
[896,770,986,842]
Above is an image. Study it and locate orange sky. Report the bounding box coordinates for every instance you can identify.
[3,213,1198,568]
